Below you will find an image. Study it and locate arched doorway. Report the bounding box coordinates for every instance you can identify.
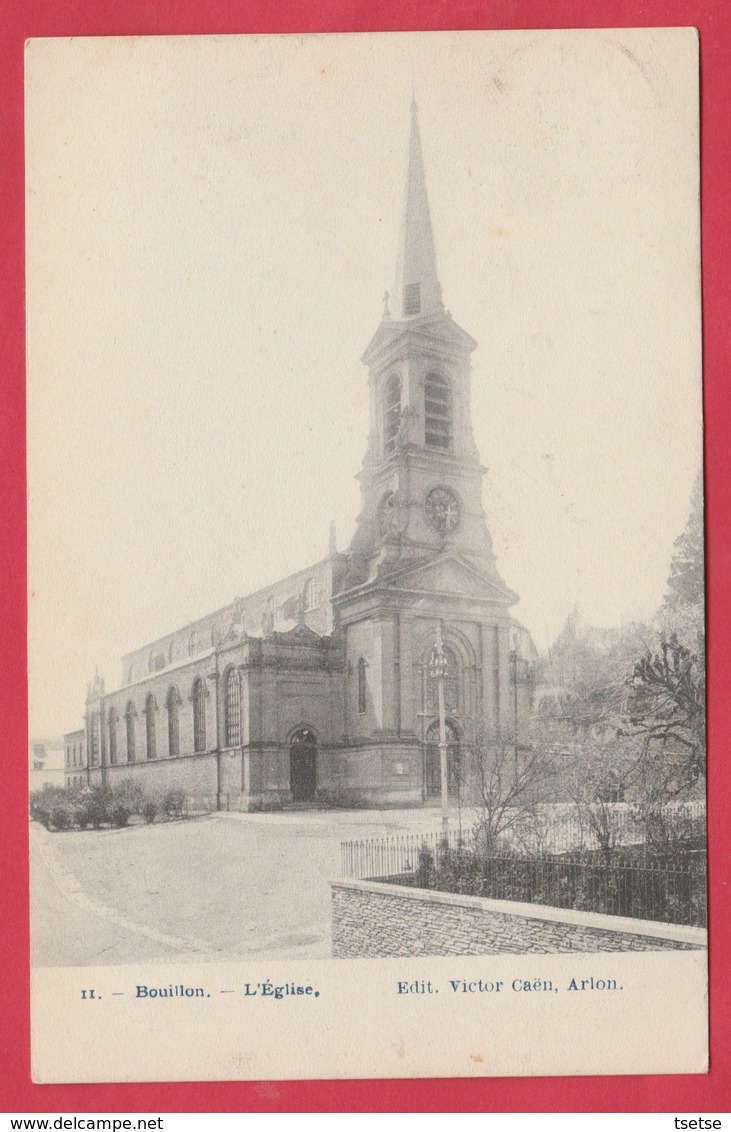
[424,720,461,799]
[289,727,317,803]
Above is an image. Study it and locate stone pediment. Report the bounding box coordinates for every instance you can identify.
[373,551,518,607]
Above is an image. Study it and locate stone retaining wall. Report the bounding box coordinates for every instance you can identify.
[331,879,706,957]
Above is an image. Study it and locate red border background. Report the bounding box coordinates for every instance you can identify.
[2,0,729,1113]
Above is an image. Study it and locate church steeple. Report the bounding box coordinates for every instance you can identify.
[350,103,500,581]
[391,101,444,321]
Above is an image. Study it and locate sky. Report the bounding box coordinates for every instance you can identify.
[25,29,702,737]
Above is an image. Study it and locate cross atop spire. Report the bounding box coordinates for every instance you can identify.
[391,101,443,322]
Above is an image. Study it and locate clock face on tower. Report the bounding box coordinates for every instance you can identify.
[424,486,461,534]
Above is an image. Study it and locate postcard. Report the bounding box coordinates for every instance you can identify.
[26,28,707,1082]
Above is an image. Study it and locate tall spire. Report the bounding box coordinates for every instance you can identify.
[391,101,443,321]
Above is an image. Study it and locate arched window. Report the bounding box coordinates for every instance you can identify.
[225,668,241,747]
[166,687,181,758]
[304,576,321,612]
[426,645,460,714]
[424,372,452,450]
[383,373,401,455]
[357,657,367,714]
[145,694,157,760]
[192,677,207,753]
[108,707,118,765]
[125,701,136,763]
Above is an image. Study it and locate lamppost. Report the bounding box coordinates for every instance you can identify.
[428,622,450,839]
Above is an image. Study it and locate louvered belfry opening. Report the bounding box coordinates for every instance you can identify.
[424,372,451,450]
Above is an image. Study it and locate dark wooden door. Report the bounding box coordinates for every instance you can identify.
[290,731,317,802]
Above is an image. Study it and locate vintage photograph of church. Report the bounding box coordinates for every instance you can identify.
[63,97,534,815]
[27,32,705,970]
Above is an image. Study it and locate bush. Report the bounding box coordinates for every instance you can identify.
[161,788,186,819]
[30,786,71,830]
[30,780,193,831]
[633,803,706,858]
[142,798,160,824]
[78,786,113,830]
[110,803,132,828]
[49,798,76,831]
[109,779,145,827]
[113,778,145,813]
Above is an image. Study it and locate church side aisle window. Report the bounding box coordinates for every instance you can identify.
[145,694,157,760]
[192,677,206,753]
[125,701,136,763]
[304,576,321,611]
[167,687,181,758]
[424,372,452,450]
[383,373,401,455]
[225,668,241,747]
[107,706,118,766]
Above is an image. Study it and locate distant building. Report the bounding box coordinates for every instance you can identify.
[63,729,87,789]
[29,739,66,791]
[67,104,534,810]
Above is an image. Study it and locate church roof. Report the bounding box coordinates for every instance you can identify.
[391,100,443,323]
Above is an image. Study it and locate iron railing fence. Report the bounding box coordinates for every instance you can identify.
[420,850,707,928]
[341,832,707,928]
[341,829,467,881]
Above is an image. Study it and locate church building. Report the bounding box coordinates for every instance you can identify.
[65,104,534,810]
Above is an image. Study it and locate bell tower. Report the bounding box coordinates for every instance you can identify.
[331,102,521,806]
[346,101,499,585]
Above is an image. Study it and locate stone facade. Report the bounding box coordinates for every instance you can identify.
[66,105,536,810]
[331,879,707,957]
[62,729,86,790]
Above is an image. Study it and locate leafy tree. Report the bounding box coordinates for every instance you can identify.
[621,475,706,801]
[624,632,705,797]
